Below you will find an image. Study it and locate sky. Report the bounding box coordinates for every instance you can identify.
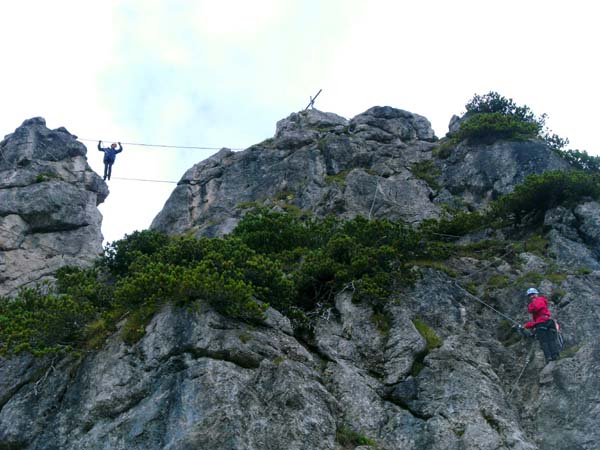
[1,0,599,245]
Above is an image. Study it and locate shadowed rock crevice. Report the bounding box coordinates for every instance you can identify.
[160,346,262,370]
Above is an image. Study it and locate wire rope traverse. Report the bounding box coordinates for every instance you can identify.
[110,176,178,184]
[78,138,244,151]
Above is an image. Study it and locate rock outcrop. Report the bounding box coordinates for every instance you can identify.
[151,107,443,237]
[151,107,569,238]
[0,117,107,296]
[438,140,570,206]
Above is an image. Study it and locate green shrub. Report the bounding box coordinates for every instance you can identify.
[17,168,599,357]
[560,345,580,359]
[415,169,600,239]
[371,312,391,336]
[275,190,295,202]
[549,288,566,303]
[55,266,112,309]
[490,171,600,225]
[456,91,568,149]
[232,209,316,255]
[413,318,442,350]
[487,274,510,290]
[121,304,161,345]
[35,172,58,183]
[411,260,457,278]
[523,234,549,255]
[465,91,539,121]
[419,211,488,241]
[235,201,261,210]
[236,211,424,314]
[555,149,600,172]
[454,112,540,144]
[517,272,544,285]
[546,272,567,285]
[0,285,96,356]
[126,237,287,319]
[433,139,456,159]
[411,160,441,190]
[325,170,350,185]
[410,359,426,377]
[102,230,170,277]
[336,425,377,448]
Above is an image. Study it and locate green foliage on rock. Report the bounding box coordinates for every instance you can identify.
[101,229,170,277]
[418,170,600,239]
[454,112,540,144]
[325,170,350,185]
[35,172,59,183]
[413,318,442,351]
[444,91,568,151]
[336,425,378,448]
[0,284,96,356]
[0,230,293,355]
[555,148,600,172]
[491,170,600,225]
[411,160,441,190]
[4,165,600,357]
[235,211,429,312]
[464,91,540,123]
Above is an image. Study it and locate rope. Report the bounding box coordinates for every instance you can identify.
[79,138,244,151]
[508,343,535,396]
[110,176,178,184]
[368,179,381,220]
[457,247,515,281]
[453,281,521,326]
[364,162,523,328]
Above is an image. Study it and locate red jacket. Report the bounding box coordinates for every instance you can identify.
[524,295,552,328]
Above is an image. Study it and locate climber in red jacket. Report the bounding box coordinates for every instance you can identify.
[522,288,561,362]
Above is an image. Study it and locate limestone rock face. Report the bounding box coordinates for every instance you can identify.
[437,140,571,207]
[0,117,107,296]
[151,107,570,238]
[152,107,443,237]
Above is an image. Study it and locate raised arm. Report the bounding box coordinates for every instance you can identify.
[116,142,123,153]
[98,140,103,152]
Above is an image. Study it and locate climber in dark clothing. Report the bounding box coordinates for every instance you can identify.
[521,288,562,362]
[98,141,123,181]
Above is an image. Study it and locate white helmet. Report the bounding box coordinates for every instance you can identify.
[526,287,539,296]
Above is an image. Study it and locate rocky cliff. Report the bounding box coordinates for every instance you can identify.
[0,117,107,296]
[1,109,599,450]
[151,107,569,237]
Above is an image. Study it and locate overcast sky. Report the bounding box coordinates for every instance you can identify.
[2,0,598,244]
